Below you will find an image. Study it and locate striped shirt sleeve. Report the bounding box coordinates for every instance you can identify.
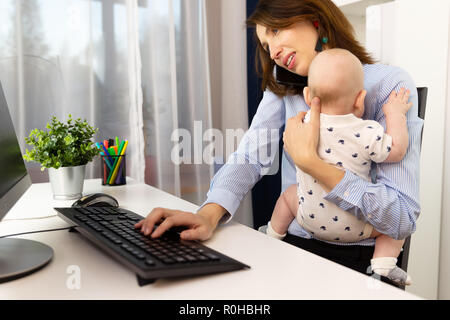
[324,68,423,240]
[198,90,285,223]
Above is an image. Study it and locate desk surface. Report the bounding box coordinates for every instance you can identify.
[0,179,420,299]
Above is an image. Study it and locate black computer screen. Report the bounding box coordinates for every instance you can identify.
[0,85,27,198]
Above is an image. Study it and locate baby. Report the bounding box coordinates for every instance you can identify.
[261,48,413,286]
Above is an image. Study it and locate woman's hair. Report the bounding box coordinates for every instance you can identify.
[246,0,375,97]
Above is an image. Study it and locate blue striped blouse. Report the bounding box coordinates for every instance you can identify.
[200,63,423,246]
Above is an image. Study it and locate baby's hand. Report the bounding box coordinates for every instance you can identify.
[382,87,413,117]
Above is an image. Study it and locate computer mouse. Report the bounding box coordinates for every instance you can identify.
[71,193,119,208]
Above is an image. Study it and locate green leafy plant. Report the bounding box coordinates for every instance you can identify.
[23,115,100,170]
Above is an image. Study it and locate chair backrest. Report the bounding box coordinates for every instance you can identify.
[398,86,427,287]
[417,87,428,122]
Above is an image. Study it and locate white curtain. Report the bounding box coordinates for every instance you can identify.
[0,0,213,207]
[139,0,213,205]
[0,0,145,183]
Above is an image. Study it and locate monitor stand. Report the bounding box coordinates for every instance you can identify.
[0,238,53,283]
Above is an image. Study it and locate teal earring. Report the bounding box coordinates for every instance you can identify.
[313,21,329,51]
[315,37,328,52]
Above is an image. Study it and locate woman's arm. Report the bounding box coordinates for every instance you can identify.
[137,90,286,240]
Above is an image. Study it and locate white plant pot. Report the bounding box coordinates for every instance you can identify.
[48,165,86,200]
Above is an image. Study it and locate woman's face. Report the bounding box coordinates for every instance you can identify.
[256,21,319,77]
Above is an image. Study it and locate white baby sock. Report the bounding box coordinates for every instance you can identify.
[265,221,287,240]
[371,257,412,286]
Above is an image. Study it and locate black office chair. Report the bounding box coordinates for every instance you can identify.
[396,87,427,288]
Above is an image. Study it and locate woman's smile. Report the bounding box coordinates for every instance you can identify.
[285,52,296,70]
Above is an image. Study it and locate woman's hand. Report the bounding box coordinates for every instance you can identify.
[134,203,226,241]
[283,97,322,174]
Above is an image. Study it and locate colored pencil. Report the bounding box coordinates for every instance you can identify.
[103,162,107,184]
[100,142,114,168]
[109,140,128,184]
[106,140,125,184]
[115,160,124,184]
[96,142,113,170]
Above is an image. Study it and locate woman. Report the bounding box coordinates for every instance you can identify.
[135,0,422,277]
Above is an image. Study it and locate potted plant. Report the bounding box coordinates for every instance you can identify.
[23,115,100,200]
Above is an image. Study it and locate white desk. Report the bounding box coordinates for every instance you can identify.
[0,179,420,299]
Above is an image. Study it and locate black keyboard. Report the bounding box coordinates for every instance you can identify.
[55,206,249,285]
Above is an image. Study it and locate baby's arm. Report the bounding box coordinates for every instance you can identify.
[382,88,413,163]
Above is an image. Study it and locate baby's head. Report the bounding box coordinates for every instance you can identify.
[304,48,366,117]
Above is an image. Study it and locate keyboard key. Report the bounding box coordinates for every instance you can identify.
[74,214,88,222]
[184,255,198,262]
[174,256,187,263]
[145,259,155,266]
[90,225,103,232]
[196,255,208,262]
[100,215,114,221]
[204,253,220,261]
[104,208,118,214]
[75,208,90,215]
[145,248,158,255]
[161,257,175,264]
[111,238,122,245]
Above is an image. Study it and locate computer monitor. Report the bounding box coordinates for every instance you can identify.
[0,81,53,283]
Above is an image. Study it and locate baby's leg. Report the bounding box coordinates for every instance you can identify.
[372,230,404,258]
[370,230,412,285]
[267,184,299,239]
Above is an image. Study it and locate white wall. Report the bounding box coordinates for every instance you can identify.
[365,0,449,300]
[439,15,450,300]
[338,0,394,47]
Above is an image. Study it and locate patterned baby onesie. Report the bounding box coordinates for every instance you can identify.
[296,112,392,243]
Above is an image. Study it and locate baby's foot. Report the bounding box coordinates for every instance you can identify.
[386,266,412,286]
[258,222,286,240]
[371,257,412,286]
[258,224,268,234]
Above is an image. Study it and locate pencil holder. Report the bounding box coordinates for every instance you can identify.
[101,154,126,186]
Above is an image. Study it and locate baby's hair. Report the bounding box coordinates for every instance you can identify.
[308,48,364,107]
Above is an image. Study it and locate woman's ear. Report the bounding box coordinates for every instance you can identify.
[303,86,311,106]
[353,89,367,116]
